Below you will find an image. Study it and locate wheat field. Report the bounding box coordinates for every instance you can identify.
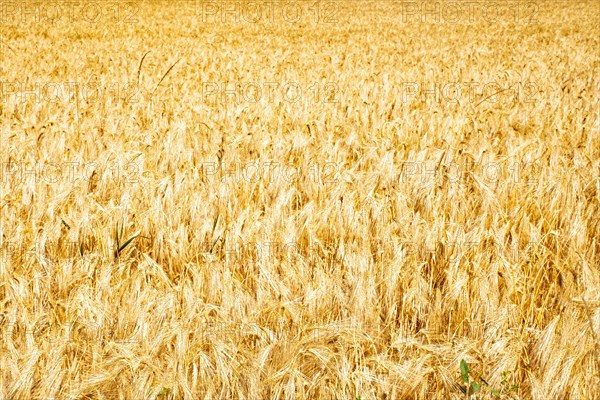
[0,1,599,399]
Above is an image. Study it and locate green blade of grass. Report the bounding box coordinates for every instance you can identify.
[118,233,140,253]
[212,214,219,236]
[460,359,470,383]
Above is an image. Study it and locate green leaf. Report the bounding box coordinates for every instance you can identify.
[212,214,219,236]
[510,385,519,390]
[491,389,500,396]
[118,233,139,253]
[210,236,221,253]
[471,381,481,393]
[460,359,470,383]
